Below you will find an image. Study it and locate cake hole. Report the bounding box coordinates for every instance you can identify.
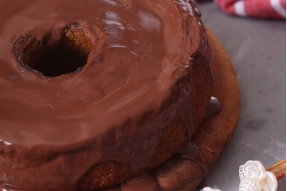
[13,23,91,77]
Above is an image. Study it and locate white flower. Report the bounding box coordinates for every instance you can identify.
[239,160,277,191]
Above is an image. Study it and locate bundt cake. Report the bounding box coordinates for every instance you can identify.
[0,0,215,191]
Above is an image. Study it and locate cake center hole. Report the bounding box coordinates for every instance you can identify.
[13,23,91,77]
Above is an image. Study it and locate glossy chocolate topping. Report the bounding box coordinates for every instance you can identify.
[205,97,222,118]
[119,143,208,191]
[0,0,207,190]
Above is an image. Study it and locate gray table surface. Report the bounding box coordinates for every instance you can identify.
[195,2,286,191]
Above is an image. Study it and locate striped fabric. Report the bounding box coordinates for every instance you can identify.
[197,0,286,19]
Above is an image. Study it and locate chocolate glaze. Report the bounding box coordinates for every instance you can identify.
[115,143,207,191]
[115,32,230,191]
[0,0,209,190]
[205,97,222,118]
[121,174,159,191]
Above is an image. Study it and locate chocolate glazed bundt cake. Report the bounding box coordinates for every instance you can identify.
[0,0,214,191]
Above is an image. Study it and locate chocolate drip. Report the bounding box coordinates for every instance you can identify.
[205,97,222,118]
[121,174,159,191]
[114,143,208,191]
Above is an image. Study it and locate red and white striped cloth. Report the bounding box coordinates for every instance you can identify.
[197,0,286,19]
